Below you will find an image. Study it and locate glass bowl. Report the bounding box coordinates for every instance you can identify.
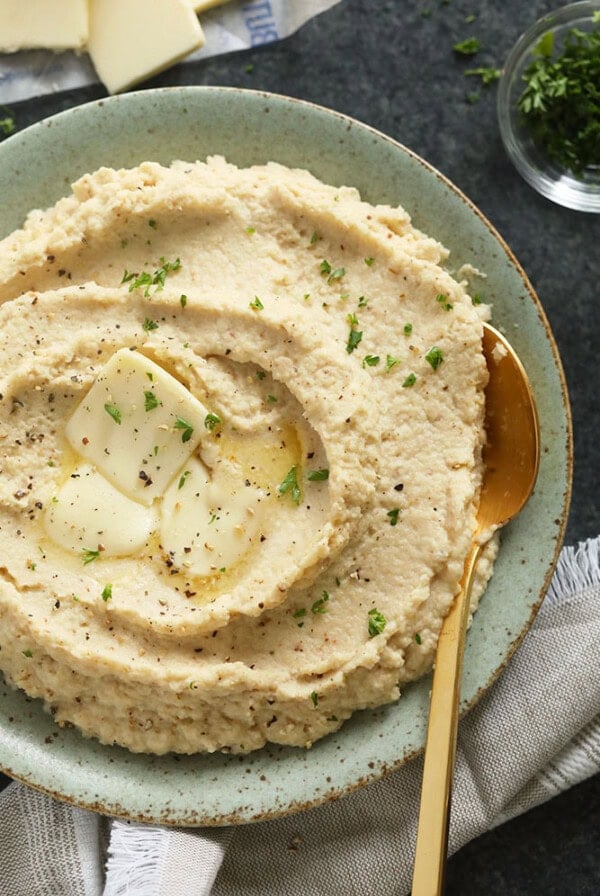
[497,1,600,212]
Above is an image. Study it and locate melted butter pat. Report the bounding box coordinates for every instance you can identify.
[48,348,304,585]
[161,424,302,603]
[65,349,207,506]
[160,457,265,577]
[45,463,158,556]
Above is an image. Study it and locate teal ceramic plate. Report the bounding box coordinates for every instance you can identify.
[0,87,571,825]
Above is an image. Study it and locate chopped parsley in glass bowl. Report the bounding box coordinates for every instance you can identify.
[497,1,600,212]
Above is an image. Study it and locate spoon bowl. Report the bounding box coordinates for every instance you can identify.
[479,324,541,531]
[411,322,540,895]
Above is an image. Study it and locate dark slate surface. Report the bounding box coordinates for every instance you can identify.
[1,0,599,892]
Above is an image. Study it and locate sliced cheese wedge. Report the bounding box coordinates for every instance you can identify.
[160,457,265,578]
[65,349,208,507]
[190,0,232,12]
[0,0,88,52]
[45,463,158,557]
[88,0,205,94]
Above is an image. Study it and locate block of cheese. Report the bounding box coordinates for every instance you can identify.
[190,0,232,11]
[0,0,88,52]
[88,0,205,94]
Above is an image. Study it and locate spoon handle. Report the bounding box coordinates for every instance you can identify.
[411,539,483,896]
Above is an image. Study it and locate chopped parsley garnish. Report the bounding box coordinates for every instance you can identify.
[278,466,301,505]
[82,548,100,565]
[436,293,453,311]
[472,293,483,305]
[453,37,482,56]
[310,231,319,245]
[142,317,159,332]
[204,412,221,431]
[425,346,444,370]
[347,328,363,354]
[122,269,145,286]
[256,370,267,380]
[293,608,307,619]
[153,257,181,289]
[123,257,181,297]
[311,591,330,614]
[144,390,159,411]
[358,295,368,308]
[0,116,15,138]
[104,403,122,425]
[101,584,113,602]
[363,354,380,367]
[415,632,423,645]
[310,691,319,708]
[180,294,188,308]
[267,394,277,403]
[364,257,375,266]
[517,27,600,177]
[404,322,413,336]
[307,468,329,481]
[346,313,363,354]
[320,259,345,284]
[402,373,417,388]
[368,608,387,637]
[148,219,157,229]
[387,508,400,526]
[174,417,194,443]
[385,354,399,372]
[22,649,33,658]
[328,267,345,284]
[249,296,264,311]
[245,226,256,234]
[178,470,191,489]
[465,66,501,85]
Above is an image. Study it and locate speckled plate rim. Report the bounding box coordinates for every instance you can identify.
[0,86,572,826]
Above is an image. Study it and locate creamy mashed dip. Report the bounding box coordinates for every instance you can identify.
[0,158,493,754]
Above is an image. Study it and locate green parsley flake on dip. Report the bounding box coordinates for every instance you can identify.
[0,158,496,755]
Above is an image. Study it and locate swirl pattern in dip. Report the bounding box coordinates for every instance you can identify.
[0,158,492,754]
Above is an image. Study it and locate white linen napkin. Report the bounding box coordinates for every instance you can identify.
[0,537,598,896]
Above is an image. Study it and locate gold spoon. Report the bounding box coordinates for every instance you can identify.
[411,322,540,895]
